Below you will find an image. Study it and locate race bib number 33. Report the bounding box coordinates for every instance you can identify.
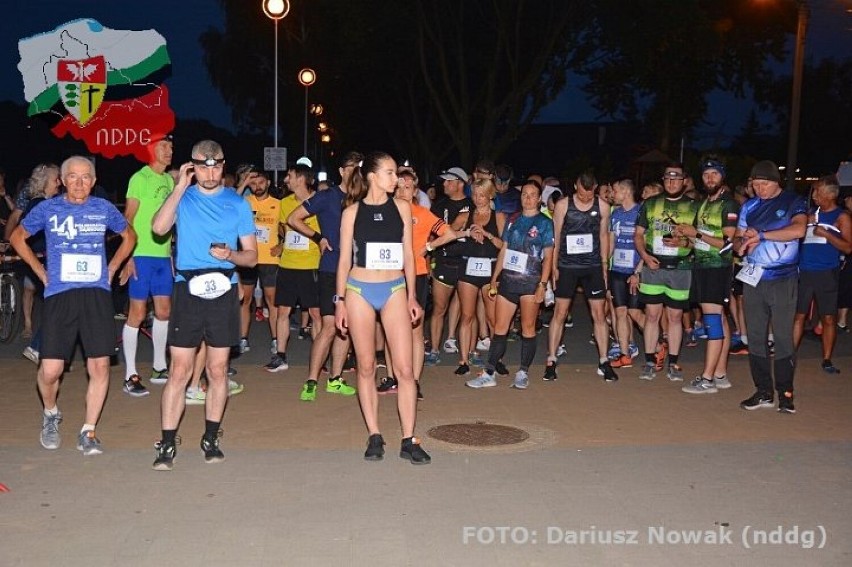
[365,242,403,270]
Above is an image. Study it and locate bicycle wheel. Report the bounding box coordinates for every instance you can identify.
[0,272,22,343]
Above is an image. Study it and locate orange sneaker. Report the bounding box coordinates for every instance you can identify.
[610,354,633,368]
[654,340,668,371]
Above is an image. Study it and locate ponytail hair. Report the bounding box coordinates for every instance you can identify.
[344,150,393,208]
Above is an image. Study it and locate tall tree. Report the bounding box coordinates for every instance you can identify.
[578,0,793,154]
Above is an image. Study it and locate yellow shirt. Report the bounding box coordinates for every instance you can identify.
[278,193,320,270]
[247,193,281,265]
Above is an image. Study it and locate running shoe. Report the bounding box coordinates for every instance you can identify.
[729,340,749,356]
[239,337,250,353]
[610,354,633,369]
[152,439,177,471]
[564,315,574,328]
[300,380,318,401]
[639,363,656,381]
[543,361,558,381]
[326,377,356,396]
[682,376,718,394]
[416,381,424,401]
[298,326,312,340]
[343,353,357,372]
[443,337,459,353]
[77,430,103,456]
[597,361,619,382]
[454,363,471,376]
[607,342,621,360]
[364,433,385,461]
[201,433,225,463]
[254,307,265,322]
[150,368,169,384]
[475,336,491,351]
[377,376,398,394]
[821,360,841,374]
[400,437,431,465]
[185,386,206,405]
[666,364,684,382]
[466,371,497,388]
[22,346,40,365]
[270,339,278,354]
[511,370,529,389]
[778,392,796,414]
[693,323,708,339]
[556,344,567,357]
[685,331,698,348]
[424,351,441,366]
[376,351,387,368]
[264,353,289,372]
[40,411,62,450]
[740,391,774,411]
[123,375,150,398]
[228,379,245,396]
[494,361,509,376]
[628,343,639,359]
[713,375,732,389]
[654,340,668,371]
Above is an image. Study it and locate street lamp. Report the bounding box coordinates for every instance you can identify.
[263,0,290,186]
[298,68,316,158]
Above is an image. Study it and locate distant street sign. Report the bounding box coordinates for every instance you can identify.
[264,147,288,171]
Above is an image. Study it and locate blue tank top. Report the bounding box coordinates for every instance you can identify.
[799,207,843,271]
[610,204,640,274]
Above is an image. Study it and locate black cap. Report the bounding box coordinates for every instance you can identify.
[750,160,781,183]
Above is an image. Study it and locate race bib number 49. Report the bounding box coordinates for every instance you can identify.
[60,253,101,283]
[365,242,403,270]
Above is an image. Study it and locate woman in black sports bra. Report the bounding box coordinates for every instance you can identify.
[335,151,431,464]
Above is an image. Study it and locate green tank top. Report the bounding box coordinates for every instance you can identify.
[638,194,697,269]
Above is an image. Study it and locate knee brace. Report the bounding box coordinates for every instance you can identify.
[704,313,724,340]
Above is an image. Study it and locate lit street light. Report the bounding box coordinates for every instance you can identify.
[263,0,290,187]
[298,68,316,158]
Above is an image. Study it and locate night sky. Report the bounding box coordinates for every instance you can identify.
[2,0,850,145]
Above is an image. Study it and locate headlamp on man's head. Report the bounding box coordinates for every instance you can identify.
[191,157,225,167]
[662,170,685,181]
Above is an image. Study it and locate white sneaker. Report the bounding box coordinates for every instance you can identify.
[228,379,245,396]
[556,344,567,357]
[475,337,491,352]
[511,370,529,390]
[466,371,496,389]
[443,337,459,353]
[22,346,40,365]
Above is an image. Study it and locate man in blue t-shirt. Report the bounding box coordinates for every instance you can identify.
[149,139,257,470]
[11,156,136,456]
[735,160,807,414]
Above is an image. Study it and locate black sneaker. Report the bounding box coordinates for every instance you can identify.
[201,432,225,463]
[821,360,840,374]
[543,361,558,381]
[298,326,311,340]
[454,363,470,376]
[376,351,387,368]
[152,438,179,471]
[400,437,431,465]
[597,361,619,382]
[343,353,357,373]
[416,381,424,401]
[377,376,398,394]
[123,374,150,397]
[494,361,509,376]
[740,391,774,411]
[778,392,796,414]
[364,433,385,461]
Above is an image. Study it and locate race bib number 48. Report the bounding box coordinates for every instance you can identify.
[60,253,101,283]
[365,242,403,270]
[565,233,593,254]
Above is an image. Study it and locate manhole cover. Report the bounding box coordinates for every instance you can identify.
[427,422,530,446]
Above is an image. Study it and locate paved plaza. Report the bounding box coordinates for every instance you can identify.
[1,309,850,566]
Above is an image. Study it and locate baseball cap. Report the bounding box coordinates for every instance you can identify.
[541,185,562,205]
[439,167,469,183]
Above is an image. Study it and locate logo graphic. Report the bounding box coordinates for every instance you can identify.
[57,56,106,125]
[528,226,539,239]
[18,19,175,162]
